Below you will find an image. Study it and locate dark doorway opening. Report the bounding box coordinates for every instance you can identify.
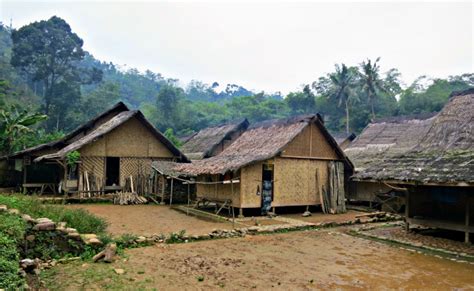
[261,164,274,215]
[106,157,120,186]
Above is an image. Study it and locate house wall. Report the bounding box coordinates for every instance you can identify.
[195,174,241,207]
[77,117,176,188]
[281,122,339,159]
[79,117,174,158]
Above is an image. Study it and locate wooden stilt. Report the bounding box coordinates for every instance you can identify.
[466,195,470,244]
[239,208,244,218]
[187,183,190,216]
[405,190,410,231]
[169,178,174,205]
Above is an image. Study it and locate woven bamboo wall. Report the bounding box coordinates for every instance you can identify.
[240,161,264,208]
[281,123,338,159]
[80,117,174,158]
[79,156,105,189]
[119,157,153,186]
[196,175,241,207]
[272,157,329,207]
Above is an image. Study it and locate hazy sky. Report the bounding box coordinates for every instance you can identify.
[1,1,472,94]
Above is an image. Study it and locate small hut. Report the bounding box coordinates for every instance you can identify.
[180,119,249,160]
[1,102,188,196]
[351,89,474,242]
[345,113,435,205]
[176,114,353,216]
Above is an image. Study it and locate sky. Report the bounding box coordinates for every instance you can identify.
[1,1,472,94]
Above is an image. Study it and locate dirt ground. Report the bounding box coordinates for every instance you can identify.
[66,204,235,236]
[41,228,474,290]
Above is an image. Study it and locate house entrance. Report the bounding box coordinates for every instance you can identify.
[106,157,120,186]
[261,164,274,215]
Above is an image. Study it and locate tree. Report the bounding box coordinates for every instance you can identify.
[155,83,186,131]
[0,106,47,154]
[10,16,102,129]
[327,64,358,134]
[359,58,386,119]
[285,85,317,115]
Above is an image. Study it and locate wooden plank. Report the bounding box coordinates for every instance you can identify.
[407,217,474,233]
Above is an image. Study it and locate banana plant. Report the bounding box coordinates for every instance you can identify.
[0,106,48,155]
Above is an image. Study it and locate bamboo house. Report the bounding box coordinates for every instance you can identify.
[176,114,353,216]
[1,102,188,195]
[351,89,474,242]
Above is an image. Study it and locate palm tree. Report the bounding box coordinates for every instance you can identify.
[0,106,47,154]
[328,64,357,134]
[359,58,386,119]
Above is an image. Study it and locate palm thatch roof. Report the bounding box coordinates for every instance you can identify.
[351,89,474,185]
[180,119,249,160]
[34,109,189,162]
[175,114,351,175]
[3,102,130,159]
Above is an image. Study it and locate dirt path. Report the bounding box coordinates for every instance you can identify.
[66,204,234,236]
[42,229,474,290]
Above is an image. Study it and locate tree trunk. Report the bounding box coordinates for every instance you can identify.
[345,100,350,134]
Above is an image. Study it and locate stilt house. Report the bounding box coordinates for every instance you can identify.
[1,102,188,195]
[351,89,474,242]
[176,114,353,216]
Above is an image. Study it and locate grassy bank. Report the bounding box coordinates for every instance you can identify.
[0,194,108,234]
[0,212,26,289]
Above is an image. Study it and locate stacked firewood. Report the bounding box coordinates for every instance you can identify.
[113,191,148,205]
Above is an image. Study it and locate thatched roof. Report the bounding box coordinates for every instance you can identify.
[181,119,249,160]
[34,109,189,162]
[3,102,131,159]
[151,160,194,178]
[175,114,351,175]
[352,89,474,185]
[345,114,435,171]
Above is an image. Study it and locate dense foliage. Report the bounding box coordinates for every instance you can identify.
[0,17,473,153]
[0,195,108,234]
[0,212,26,289]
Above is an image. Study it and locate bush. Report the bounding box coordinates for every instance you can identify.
[0,213,25,289]
[0,194,108,234]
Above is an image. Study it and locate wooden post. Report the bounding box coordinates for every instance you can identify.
[239,208,244,218]
[161,176,165,204]
[466,195,470,244]
[169,178,174,205]
[405,190,410,231]
[23,163,27,194]
[187,183,190,216]
[231,180,235,228]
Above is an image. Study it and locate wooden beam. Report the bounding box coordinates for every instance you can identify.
[407,217,474,233]
[169,178,174,205]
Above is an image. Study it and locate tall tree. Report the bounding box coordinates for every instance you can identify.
[285,85,317,115]
[359,58,386,119]
[327,64,358,134]
[10,16,101,129]
[155,83,186,131]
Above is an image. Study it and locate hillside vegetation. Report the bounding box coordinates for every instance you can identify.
[0,17,472,155]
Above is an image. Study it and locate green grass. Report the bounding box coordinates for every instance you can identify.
[0,194,108,234]
[0,212,26,289]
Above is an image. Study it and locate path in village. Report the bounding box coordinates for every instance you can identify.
[42,228,474,290]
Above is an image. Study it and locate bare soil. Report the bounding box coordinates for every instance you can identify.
[41,229,474,290]
[66,204,234,236]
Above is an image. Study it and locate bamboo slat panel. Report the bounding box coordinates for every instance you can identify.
[120,157,152,186]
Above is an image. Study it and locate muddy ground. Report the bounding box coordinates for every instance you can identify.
[66,204,234,236]
[41,228,474,290]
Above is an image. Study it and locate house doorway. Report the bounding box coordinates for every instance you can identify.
[261,164,274,215]
[106,157,120,186]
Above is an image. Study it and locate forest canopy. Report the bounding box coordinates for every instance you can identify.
[0,16,473,154]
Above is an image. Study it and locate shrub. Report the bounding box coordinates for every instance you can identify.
[0,194,108,234]
[0,213,25,289]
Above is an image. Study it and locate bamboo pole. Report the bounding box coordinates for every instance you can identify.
[169,178,174,205]
[187,183,190,216]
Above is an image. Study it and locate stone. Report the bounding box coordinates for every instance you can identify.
[36,218,53,224]
[86,238,102,246]
[302,211,312,217]
[33,222,56,231]
[63,227,78,234]
[0,204,7,212]
[83,234,97,240]
[114,268,125,275]
[57,222,67,229]
[67,232,81,240]
[8,208,20,215]
[21,214,35,223]
[136,236,146,243]
[26,235,35,242]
